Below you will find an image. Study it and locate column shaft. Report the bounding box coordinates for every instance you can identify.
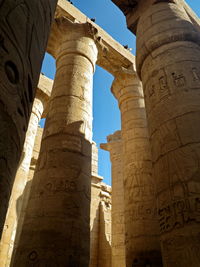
[98,188,112,267]
[101,131,126,267]
[11,19,98,266]
[112,71,162,266]
[135,2,200,266]
[0,0,57,235]
[0,75,52,266]
[90,142,103,267]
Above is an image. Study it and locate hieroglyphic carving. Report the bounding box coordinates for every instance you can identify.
[172,72,186,88]
[0,0,57,235]
[192,67,200,82]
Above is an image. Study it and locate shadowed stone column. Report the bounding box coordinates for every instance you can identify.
[11,17,98,266]
[0,0,57,236]
[13,127,44,257]
[0,75,52,267]
[101,131,126,267]
[112,70,162,266]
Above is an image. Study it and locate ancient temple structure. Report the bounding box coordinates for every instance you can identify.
[0,0,200,266]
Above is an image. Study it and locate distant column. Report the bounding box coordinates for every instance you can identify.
[0,75,52,267]
[98,185,112,267]
[11,18,98,266]
[90,142,103,267]
[101,131,126,267]
[112,70,162,266]
[0,0,57,235]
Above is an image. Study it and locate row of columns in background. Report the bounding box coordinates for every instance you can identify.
[1,1,200,266]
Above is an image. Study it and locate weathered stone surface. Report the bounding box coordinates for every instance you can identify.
[136,3,200,266]
[98,184,112,267]
[101,130,126,267]
[90,175,103,267]
[90,142,103,267]
[0,75,52,267]
[112,70,162,267]
[111,0,200,265]
[0,0,57,236]
[90,142,112,267]
[11,18,98,266]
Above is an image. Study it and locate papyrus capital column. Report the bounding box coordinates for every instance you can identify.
[101,130,126,267]
[0,75,52,267]
[112,69,162,266]
[128,2,200,266]
[12,18,98,266]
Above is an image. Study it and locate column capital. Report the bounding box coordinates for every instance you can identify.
[100,131,122,162]
[35,74,53,118]
[100,130,121,151]
[111,69,143,107]
[47,17,98,61]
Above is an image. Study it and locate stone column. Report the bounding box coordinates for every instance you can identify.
[0,75,52,266]
[98,185,112,267]
[90,142,103,267]
[0,0,57,236]
[101,131,126,267]
[11,18,98,266]
[116,1,200,265]
[112,70,162,266]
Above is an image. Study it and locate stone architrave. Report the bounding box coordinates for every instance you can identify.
[112,70,162,266]
[0,75,52,267]
[11,18,98,266]
[0,0,57,236]
[101,131,126,267]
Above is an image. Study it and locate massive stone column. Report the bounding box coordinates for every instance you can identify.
[11,18,98,266]
[0,0,57,236]
[0,75,52,267]
[136,3,200,266]
[110,0,200,265]
[112,70,162,266]
[101,131,126,267]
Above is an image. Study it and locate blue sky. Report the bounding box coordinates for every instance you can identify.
[41,0,200,185]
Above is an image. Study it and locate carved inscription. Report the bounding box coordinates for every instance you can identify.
[158,197,200,233]
[192,67,200,82]
[172,72,186,87]
[45,180,77,193]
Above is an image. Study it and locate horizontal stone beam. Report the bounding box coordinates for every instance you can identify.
[47,0,136,75]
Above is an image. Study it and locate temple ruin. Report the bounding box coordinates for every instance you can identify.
[0,0,200,266]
